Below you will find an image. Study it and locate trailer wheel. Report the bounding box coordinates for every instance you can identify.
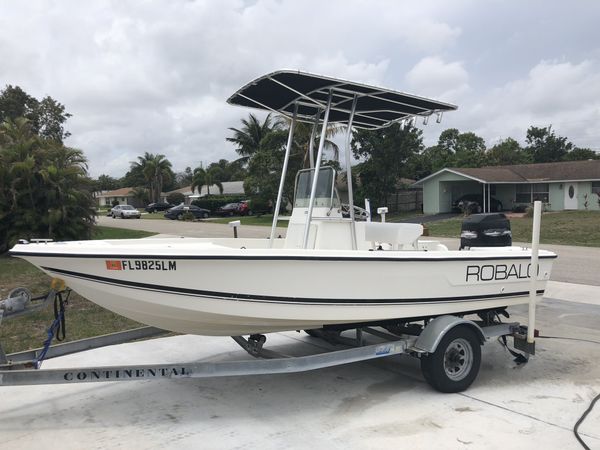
[420,326,481,393]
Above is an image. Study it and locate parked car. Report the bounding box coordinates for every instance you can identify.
[145,202,174,213]
[111,205,141,219]
[452,194,503,213]
[164,204,210,220]
[216,202,252,216]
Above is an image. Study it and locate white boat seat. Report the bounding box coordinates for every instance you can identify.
[364,222,423,249]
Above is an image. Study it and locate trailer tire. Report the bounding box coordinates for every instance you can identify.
[420,326,481,393]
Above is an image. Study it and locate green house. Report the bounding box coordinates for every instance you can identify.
[413,160,600,214]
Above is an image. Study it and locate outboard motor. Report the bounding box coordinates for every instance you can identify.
[460,213,512,250]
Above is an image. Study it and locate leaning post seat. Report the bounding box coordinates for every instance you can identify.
[364,222,424,250]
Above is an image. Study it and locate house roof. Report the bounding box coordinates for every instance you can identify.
[414,160,600,185]
[167,181,245,197]
[227,70,457,130]
[96,187,135,197]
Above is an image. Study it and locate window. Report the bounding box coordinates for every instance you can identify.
[593,181,600,195]
[532,183,549,203]
[515,183,549,203]
[294,167,339,208]
[516,184,531,203]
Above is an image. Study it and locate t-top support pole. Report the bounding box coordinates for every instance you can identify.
[344,94,358,250]
[308,112,319,168]
[303,90,333,249]
[527,200,542,344]
[269,103,298,247]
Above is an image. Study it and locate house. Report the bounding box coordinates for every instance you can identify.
[96,188,137,207]
[413,160,600,214]
[95,187,168,208]
[166,181,246,205]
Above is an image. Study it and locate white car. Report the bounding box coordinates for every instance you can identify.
[111,205,141,219]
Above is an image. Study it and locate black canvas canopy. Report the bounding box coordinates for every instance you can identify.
[227,70,457,130]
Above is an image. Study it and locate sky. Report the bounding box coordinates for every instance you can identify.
[1,0,600,177]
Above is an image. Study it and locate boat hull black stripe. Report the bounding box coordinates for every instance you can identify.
[14,251,557,262]
[42,266,545,305]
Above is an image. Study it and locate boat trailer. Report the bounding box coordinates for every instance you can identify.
[0,285,533,392]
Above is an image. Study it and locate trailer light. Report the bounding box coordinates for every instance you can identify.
[460,231,478,239]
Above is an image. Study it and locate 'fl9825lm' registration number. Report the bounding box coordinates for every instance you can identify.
[105,260,177,271]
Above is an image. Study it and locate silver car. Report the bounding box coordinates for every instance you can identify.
[111,205,141,219]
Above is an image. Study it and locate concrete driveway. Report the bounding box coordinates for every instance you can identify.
[0,294,598,449]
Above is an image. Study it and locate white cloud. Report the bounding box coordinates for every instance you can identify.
[405,57,469,101]
[1,0,599,177]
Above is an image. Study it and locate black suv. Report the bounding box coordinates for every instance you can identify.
[145,202,174,213]
[452,194,503,213]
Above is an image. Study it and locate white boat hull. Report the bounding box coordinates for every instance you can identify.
[11,239,556,335]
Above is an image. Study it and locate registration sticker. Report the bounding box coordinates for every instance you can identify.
[105,260,123,270]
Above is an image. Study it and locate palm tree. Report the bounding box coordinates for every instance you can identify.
[292,121,342,168]
[130,152,173,202]
[191,165,223,196]
[226,113,282,159]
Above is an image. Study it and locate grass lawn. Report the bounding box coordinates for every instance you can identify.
[426,210,600,247]
[0,226,156,355]
[209,215,290,227]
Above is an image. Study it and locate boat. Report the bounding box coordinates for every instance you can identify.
[9,70,557,336]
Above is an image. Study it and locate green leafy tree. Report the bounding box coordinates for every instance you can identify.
[485,138,531,166]
[525,126,572,163]
[167,192,185,205]
[563,147,599,161]
[351,123,424,207]
[0,85,71,143]
[0,118,95,252]
[94,174,119,191]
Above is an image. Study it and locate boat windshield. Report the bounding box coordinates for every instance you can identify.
[294,167,339,208]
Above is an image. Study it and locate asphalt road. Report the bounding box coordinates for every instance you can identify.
[98,216,600,286]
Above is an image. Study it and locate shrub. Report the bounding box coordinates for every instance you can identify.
[182,211,195,221]
[511,204,527,213]
[167,192,185,205]
[191,195,245,211]
[111,199,120,207]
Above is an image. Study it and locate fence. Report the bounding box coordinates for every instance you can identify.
[385,189,423,213]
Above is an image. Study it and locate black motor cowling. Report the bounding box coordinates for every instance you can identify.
[460,213,512,250]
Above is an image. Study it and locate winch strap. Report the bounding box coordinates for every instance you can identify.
[35,291,69,368]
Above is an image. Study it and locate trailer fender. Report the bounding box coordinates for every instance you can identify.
[413,315,485,354]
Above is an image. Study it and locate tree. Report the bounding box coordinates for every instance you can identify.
[351,123,424,207]
[167,192,185,205]
[191,165,224,196]
[0,118,95,252]
[436,128,487,168]
[131,186,150,205]
[525,126,572,163]
[563,147,599,161]
[226,113,282,159]
[485,138,531,166]
[0,85,71,143]
[94,174,118,191]
[130,152,173,202]
[174,166,193,188]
